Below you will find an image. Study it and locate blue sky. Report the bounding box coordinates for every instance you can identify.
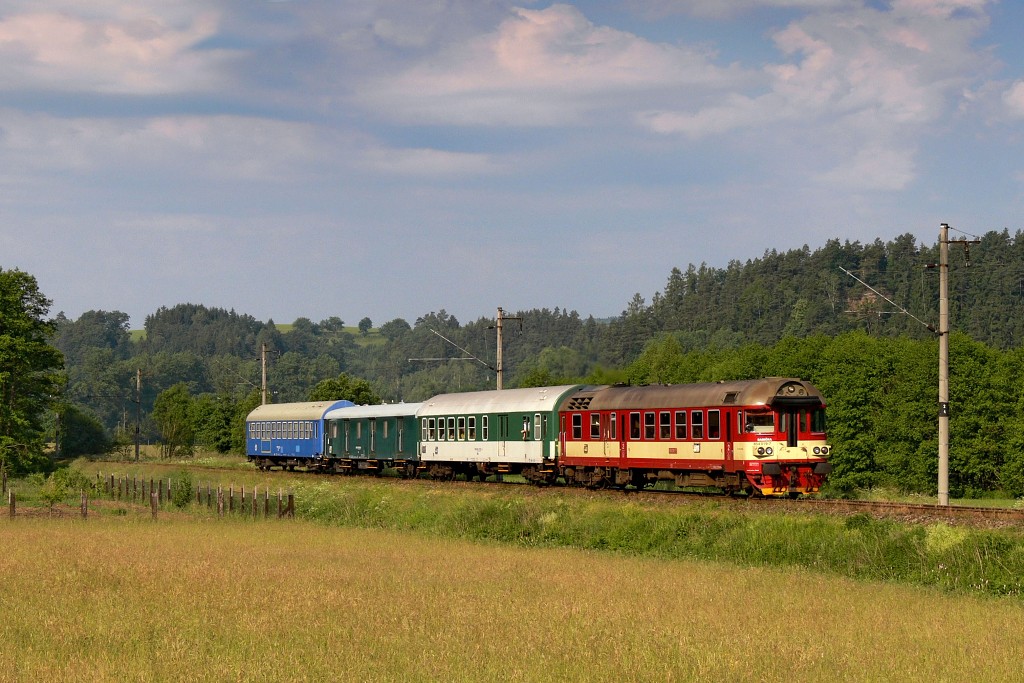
[2,0,1022,329]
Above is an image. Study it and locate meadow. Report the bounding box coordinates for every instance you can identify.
[13,457,1024,597]
[2,517,1024,682]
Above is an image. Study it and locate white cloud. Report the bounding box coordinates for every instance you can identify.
[0,109,330,182]
[0,8,233,94]
[815,145,917,191]
[356,3,745,126]
[362,147,498,176]
[1004,80,1024,119]
[634,1,992,192]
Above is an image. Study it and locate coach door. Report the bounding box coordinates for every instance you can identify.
[498,414,509,457]
[724,412,734,465]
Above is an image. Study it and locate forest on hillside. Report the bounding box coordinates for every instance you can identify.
[48,229,1024,496]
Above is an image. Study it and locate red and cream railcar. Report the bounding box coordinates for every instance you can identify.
[557,378,831,496]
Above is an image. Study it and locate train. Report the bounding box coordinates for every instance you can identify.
[245,377,832,496]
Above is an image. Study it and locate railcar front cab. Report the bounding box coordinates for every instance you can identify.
[740,381,831,496]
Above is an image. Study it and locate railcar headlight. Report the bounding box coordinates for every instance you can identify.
[757,447,765,456]
[821,447,829,456]
[813,447,821,455]
[766,447,773,456]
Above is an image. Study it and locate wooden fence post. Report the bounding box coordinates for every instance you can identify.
[287,492,294,518]
[8,490,14,519]
[277,488,283,518]
[150,491,158,520]
[229,485,234,513]
[217,486,224,516]
[81,490,88,519]
[109,474,115,498]
[264,489,269,518]
[252,485,258,519]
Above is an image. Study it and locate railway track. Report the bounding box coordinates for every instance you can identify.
[138,461,1024,528]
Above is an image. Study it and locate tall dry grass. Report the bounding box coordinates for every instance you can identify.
[1,517,1023,682]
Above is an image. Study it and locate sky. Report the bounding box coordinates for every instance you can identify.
[2,0,1023,329]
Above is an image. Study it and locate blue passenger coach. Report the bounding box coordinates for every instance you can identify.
[246,400,354,470]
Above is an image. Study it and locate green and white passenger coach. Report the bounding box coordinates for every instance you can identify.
[416,385,586,483]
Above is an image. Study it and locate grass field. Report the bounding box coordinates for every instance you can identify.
[1,517,1023,682]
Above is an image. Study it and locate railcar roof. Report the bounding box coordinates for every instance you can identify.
[419,385,586,416]
[324,402,422,420]
[573,378,823,410]
[246,400,354,422]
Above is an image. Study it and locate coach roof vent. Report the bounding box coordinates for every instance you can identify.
[565,396,593,410]
[723,391,739,404]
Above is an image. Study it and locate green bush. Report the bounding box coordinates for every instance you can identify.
[171,470,194,509]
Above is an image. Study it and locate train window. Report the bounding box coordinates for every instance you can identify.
[610,413,617,440]
[421,418,428,441]
[800,411,809,433]
[432,417,440,440]
[535,413,542,440]
[745,412,775,433]
[630,412,641,440]
[458,417,466,440]
[675,411,687,439]
[660,412,671,439]
[344,423,350,452]
[812,408,826,433]
[708,410,721,440]
[370,420,376,451]
[572,414,582,439]
[468,416,477,440]
[590,413,601,439]
[356,422,362,439]
[398,424,404,452]
[779,413,789,434]
[691,411,704,439]
[644,412,656,440]
[542,415,549,440]
[383,420,389,439]
[522,416,530,440]
[482,415,489,440]
[447,417,456,441]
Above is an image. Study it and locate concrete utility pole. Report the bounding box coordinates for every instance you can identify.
[495,307,522,390]
[261,342,269,405]
[135,368,142,462]
[935,222,980,507]
[937,223,950,507]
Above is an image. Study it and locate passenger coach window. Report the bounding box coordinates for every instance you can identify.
[535,413,542,440]
[572,414,582,439]
[590,413,600,439]
[630,413,641,440]
[482,415,489,440]
[447,417,456,441]
[660,412,671,439]
[610,413,617,440]
[644,412,656,440]
[468,416,477,440]
[675,411,687,439]
[691,411,704,439]
[708,410,721,440]
[458,417,466,440]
